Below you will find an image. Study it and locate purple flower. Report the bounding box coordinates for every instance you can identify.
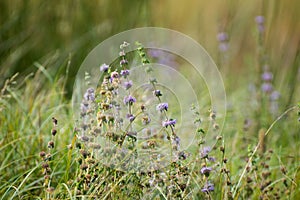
[208,156,216,162]
[219,43,229,52]
[255,15,265,24]
[83,88,95,101]
[173,136,180,147]
[201,166,212,176]
[162,119,176,127]
[261,83,273,93]
[201,182,214,193]
[120,59,128,65]
[255,16,265,33]
[257,24,265,33]
[261,72,273,81]
[80,103,88,113]
[123,80,133,90]
[124,95,136,105]
[217,32,228,42]
[200,146,211,158]
[120,70,130,78]
[153,90,162,97]
[156,103,168,112]
[111,71,119,79]
[270,90,280,101]
[126,114,136,122]
[100,63,109,72]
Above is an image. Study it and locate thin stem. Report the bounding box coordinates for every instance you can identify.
[232,105,297,198]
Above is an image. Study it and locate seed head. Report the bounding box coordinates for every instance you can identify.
[52,117,58,126]
[48,141,54,149]
[51,129,57,136]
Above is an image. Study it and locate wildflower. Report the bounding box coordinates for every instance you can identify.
[201,182,215,193]
[261,82,273,93]
[124,95,136,105]
[153,90,162,97]
[270,90,280,101]
[201,166,212,176]
[255,15,265,33]
[123,80,133,90]
[156,103,168,112]
[127,114,136,122]
[217,32,228,42]
[100,63,109,72]
[200,146,211,158]
[208,156,216,162]
[218,43,229,52]
[120,59,128,65]
[255,15,265,24]
[83,88,95,101]
[111,71,119,79]
[120,69,130,78]
[261,72,273,82]
[173,136,180,149]
[80,103,88,114]
[162,119,176,127]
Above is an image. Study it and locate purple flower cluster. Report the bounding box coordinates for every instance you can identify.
[200,146,211,158]
[255,15,265,33]
[83,88,95,101]
[153,90,162,97]
[261,66,273,94]
[217,32,229,52]
[156,103,168,112]
[120,59,128,66]
[123,95,136,105]
[120,69,130,78]
[261,82,273,93]
[123,81,133,90]
[100,63,109,72]
[201,182,214,193]
[126,114,136,122]
[260,65,280,115]
[162,119,176,127]
[201,166,212,176]
[111,71,119,79]
[261,71,273,82]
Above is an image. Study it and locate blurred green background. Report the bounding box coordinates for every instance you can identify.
[1,0,300,95]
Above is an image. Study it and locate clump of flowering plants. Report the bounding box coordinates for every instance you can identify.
[63,39,229,199]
